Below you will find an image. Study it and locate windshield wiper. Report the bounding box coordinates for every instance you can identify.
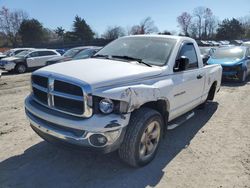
[91,54,110,59]
[111,55,152,67]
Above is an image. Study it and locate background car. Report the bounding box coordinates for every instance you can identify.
[207,46,250,82]
[0,48,34,60]
[0,49,61,73]
[72,47,102,60]
[55,49,66,55]
[199,47,216,64]
[46,46,101,65]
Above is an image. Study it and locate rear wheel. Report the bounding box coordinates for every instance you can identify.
[118,108,163,167]
[15,63,27,74]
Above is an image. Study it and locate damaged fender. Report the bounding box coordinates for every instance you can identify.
[93,83,168,112]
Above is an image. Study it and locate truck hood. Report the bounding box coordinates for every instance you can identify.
[37,58,163,88]
[207,58,243,66]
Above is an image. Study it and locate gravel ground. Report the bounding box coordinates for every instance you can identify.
[0,72,249,188]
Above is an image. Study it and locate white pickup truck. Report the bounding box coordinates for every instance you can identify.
[25,35,222,167]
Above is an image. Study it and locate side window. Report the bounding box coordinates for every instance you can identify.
[39,51,56,56]
[177,43,199,69]
[29,51,39,57]
[14,50,23,55]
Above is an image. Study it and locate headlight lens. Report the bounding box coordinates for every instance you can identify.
[99,98,114,114]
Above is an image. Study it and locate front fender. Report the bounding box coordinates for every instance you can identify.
[93,84,162,112]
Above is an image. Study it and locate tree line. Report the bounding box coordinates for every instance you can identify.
[0,6,249,48]
[177,6,250,40]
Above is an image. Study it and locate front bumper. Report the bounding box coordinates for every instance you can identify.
[25,95,130,153]
[0,62,15,71]
[222,65,244,78]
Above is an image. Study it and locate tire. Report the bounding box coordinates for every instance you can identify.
[239,70,247,82]
[118,107,164,167]
[15,63,27,74]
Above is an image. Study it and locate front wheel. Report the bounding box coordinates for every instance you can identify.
[15,63,27,74]
[239,70,247,82]
[118,107,163,167]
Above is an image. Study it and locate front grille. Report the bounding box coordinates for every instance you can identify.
[54,96,84,115]
[222,66,240,72]
[54,80,83,96]
[31,74,88,117]
[32,75,48,88]
[33,87,48,104]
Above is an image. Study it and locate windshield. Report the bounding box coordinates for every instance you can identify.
[63,49,81,58]
[15,50,33,57]
[95,37,176,66]
[73,49,95,60]
[211,47,245,60]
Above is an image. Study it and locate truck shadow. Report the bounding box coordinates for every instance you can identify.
[0,102,218,188]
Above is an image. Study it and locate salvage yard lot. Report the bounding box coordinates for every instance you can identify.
[0,72,249,188]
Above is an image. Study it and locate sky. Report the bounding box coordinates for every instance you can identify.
[0,0,249,35]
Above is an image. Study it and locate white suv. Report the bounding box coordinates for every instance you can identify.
[0,49,61,73]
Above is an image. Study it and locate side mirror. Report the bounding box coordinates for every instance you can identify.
[174,56,189,72]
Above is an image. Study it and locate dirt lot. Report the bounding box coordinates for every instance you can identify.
[0,72,249,188]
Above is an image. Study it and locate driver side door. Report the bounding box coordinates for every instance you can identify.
[170,42,205,119]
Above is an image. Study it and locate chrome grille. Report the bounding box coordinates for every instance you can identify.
[31,74,92,117]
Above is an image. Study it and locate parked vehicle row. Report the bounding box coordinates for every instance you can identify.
[0,49,61,73]
[46,46,101,66]
[0,46,102,74]
[197,39,246,47]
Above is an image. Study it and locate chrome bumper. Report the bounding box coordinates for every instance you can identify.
[25,95,130,151]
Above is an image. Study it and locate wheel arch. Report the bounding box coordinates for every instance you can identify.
[136,99,170,133]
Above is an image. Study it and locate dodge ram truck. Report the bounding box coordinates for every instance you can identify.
[25,35,222,167]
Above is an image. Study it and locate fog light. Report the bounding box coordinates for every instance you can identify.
[89,134,108,147]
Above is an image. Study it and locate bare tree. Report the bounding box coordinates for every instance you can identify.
[177,12,192,36]
[102,26,125,40]
[129,17,158,35]
[207,15,218,39]
[193,6,206,39]
[203,8,213,38]
[188,22,199,39]
[0,7,28,46]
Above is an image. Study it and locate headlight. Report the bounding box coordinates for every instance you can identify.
[99,98,114,114]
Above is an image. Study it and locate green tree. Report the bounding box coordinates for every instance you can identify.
[55,26,65,39]
[19,19,46,45]
[216,18,245,40]
[72,15,94,41]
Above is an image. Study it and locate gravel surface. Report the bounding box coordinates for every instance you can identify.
[0,72,249,188]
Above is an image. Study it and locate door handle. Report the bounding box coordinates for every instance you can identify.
[197,75,203,79]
